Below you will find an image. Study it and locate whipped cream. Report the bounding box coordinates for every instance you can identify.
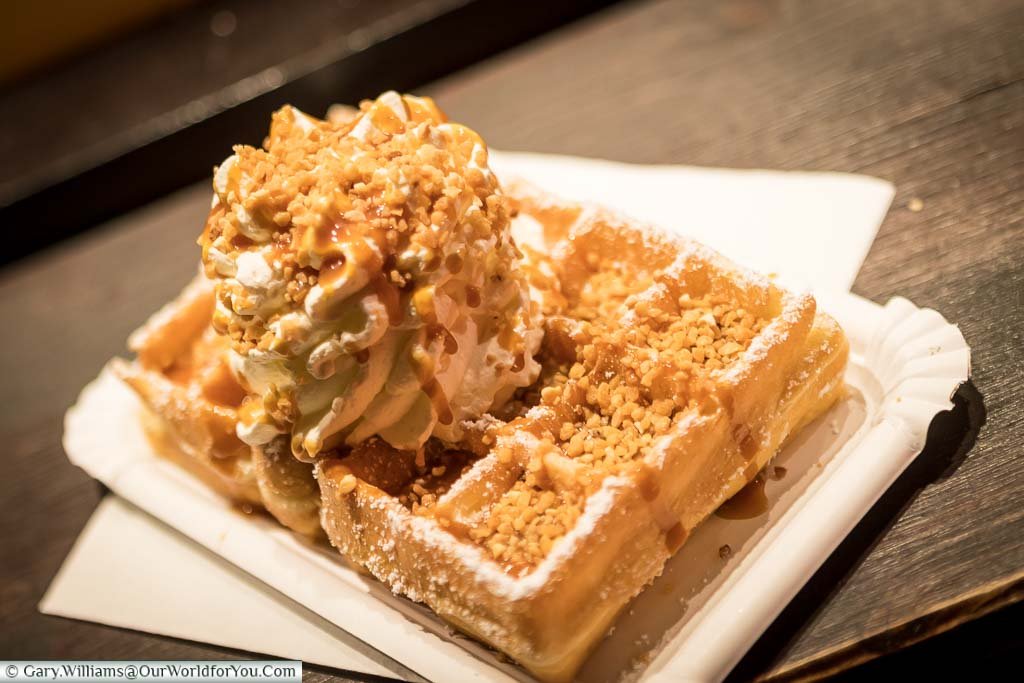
[199,92,541,458]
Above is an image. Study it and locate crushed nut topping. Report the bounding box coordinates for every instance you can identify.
[196,92,543,455]
[200,93,522,354]
[467,247,768,571]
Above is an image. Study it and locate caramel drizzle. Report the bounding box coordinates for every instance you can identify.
[412,342,454,427]
[465,285,481,308]
[637,464,661,502]
[371,275,403,325]
[313,216,409,330]
[426,323,460,355]
[715,473,769,520]
[421,377,454,426]
[444,253,463,274]
[510,352,526,373]
[665,522,689,553]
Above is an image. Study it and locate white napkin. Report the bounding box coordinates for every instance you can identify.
[43,153,893,678]
[41,497,417,680]
[489,152,893,293]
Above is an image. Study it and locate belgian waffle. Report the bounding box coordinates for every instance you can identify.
[113,277,324,537]
[115,182,848,682]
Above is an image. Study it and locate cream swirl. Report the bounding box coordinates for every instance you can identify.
[199,92,541,458]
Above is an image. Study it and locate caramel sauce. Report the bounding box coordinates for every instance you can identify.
[201,204,225,245]
[421,377,454,426]
[426,323,459,356]
[769,465,787,481]
[510,352,526,373]
[423,254,443,273]
[443,329,459,355]
[637,465,661,502]
[226,158,242,194]
[230,233,254,250]
[403,447,479,516]
[465,285,481,308]
[445,253,464,274]
[369,102,406,135]
[319,255,347,288]
[404,95,444,123]
[541,317,582,364]
[370,275,403,324]
[336,441,417,496]
[421,325,458,358]
[442,122,484,152]
[665,521,689,553]
[313,220,384,287]
[511,413,553,440]
[412,343,454,426]
[269,231,291,258]
[311,216,407,328]
[357,229,386,264]
[715,473,769,520]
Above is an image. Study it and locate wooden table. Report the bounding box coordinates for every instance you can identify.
[2,0,1021,679]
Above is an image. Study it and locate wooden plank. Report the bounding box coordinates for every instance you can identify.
[0,0,617,263]
[0,0,423,199]
[0,0,1020,678]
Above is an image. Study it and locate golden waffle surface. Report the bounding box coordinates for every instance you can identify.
[116,182,848,682]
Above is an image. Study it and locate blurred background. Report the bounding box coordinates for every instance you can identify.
[1,1,1020,681]
[0,0,614,263]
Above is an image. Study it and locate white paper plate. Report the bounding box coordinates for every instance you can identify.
[62,292,968,683]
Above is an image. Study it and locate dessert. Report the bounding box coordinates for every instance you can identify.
[114,93,848,682]
[199,92,541,459]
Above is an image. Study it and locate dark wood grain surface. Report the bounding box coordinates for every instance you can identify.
[1,0,1021,679]
[0,0,432,209]
[0,0,616,263]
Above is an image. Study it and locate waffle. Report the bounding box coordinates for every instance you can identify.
[115,182,847,682]
[113,276,324,537]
